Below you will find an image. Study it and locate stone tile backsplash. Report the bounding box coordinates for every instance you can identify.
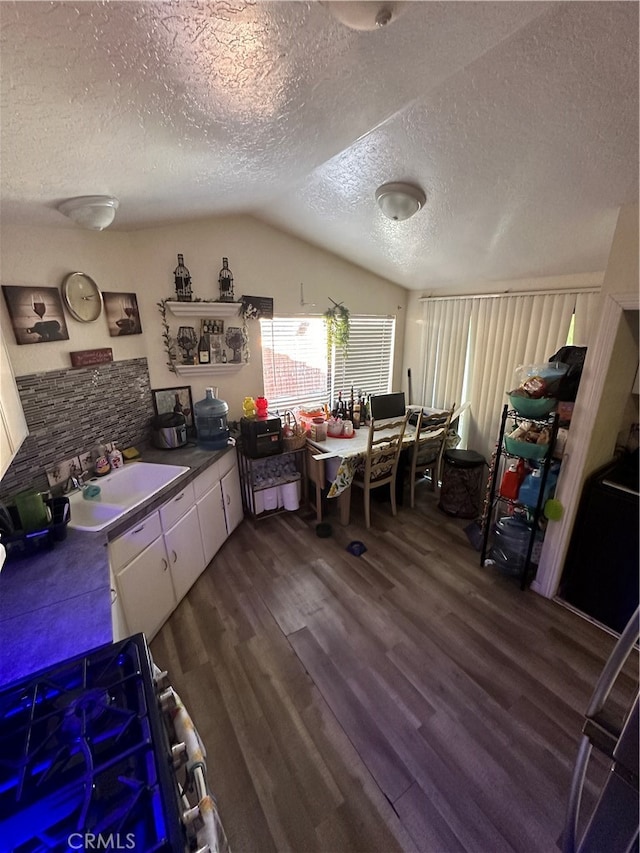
[0,358,154,501]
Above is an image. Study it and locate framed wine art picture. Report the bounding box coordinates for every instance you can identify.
[2,285,70,344]
[151,386,194,429]
[103,292,143,336]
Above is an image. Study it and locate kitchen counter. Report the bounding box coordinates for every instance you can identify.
[0,441,232,687]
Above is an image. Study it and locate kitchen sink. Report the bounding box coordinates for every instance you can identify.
[67,462,189,532]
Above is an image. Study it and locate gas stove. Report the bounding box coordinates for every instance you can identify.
[0,635,225,853]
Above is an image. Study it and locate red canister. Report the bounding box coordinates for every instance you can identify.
[499,459,526,501]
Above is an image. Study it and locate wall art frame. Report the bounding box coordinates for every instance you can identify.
[103,291,143,336]
[151,385,194,429]
[2,285,70,344]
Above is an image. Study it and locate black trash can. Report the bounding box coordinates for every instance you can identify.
[439,449,487,518]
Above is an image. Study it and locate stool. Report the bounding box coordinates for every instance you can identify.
[439,449,487,518]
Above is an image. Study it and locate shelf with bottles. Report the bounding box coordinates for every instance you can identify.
[173,363,244,376]
[159,296,249,374]
[165,301,243,318]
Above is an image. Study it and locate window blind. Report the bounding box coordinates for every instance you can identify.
[331,316,395,401]
[260,315,396,412]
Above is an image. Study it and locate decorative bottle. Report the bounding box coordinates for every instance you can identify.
[218,257,234,302]
[92,440,111,477]
[108,444,124,470]
[198,331,211,364]
[174,254,192,302]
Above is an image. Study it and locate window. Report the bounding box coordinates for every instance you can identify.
[260,315,396,412]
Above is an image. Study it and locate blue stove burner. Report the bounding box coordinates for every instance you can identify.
[0,635,184,852]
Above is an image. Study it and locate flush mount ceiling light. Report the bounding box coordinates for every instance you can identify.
[375,182,426,221]
[322,1,407,31]
[58,195,119,231]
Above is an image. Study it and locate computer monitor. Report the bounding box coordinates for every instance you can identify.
[369,391,406,420]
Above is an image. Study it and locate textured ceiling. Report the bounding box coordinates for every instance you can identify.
[1,1,638,290]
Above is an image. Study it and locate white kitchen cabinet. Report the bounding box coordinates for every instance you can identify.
[110,449,242,641]
[164,504,205,602]
[194,448,243,564]
[196,482,228,566]
[110,511,162,571]
[116,536,176,640]
[221,466,243,534]
[109,566,129,642]
[0,332,28,479]
[158,481,195,530]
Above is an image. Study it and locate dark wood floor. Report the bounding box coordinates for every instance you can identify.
[151,482,638,853]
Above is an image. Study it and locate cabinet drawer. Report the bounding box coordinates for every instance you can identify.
[110,511,162,573]
[218,446,237,479]
[192,461,220,501]
[159,481,195,530]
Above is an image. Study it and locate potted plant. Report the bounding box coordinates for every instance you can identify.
[324,298,350,356]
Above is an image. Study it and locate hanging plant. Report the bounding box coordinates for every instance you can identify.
[324,298,350,357]
[157,298,177,373]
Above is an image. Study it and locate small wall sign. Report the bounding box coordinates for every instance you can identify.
[70,348,114,368]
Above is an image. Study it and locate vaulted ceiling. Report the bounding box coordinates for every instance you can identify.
[1,1,637,290]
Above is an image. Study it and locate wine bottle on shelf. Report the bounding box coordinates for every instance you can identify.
[198,332,211,364]
[221,349,227,364]
[174,254,192,302]
[211,336,222,364]
[349,386,354,421]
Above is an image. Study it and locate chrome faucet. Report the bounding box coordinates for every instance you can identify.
[65,471,90,494]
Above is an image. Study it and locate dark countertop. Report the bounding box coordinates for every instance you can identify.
[0,441,231,687]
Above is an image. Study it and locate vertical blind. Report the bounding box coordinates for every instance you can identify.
[420,290,598,460]
[260,315,396,412]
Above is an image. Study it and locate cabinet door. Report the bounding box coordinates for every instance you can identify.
[221,466,243,534]
[116,537,175,641]
[109,566,128,641]
[110,511,162,573]
[0,333,28,480]
[197,483,228,565]
[165,504,205,602]
[159,481,196,531]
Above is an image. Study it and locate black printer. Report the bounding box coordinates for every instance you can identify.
[240,414,282,458]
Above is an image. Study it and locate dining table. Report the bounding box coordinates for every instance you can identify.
[306,420,419,525]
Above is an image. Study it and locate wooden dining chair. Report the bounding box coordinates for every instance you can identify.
[407,406,454,507]
[352,413,409,528]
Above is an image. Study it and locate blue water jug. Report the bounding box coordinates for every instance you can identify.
[194,387,229,450]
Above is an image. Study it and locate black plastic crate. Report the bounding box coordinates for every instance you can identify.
[3,497,70,562]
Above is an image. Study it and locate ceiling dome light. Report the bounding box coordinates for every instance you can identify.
[375,182,426,221]
[58,195,119,231]
[322,2,407,31]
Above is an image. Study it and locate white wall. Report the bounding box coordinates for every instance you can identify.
[0,215,407,418]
